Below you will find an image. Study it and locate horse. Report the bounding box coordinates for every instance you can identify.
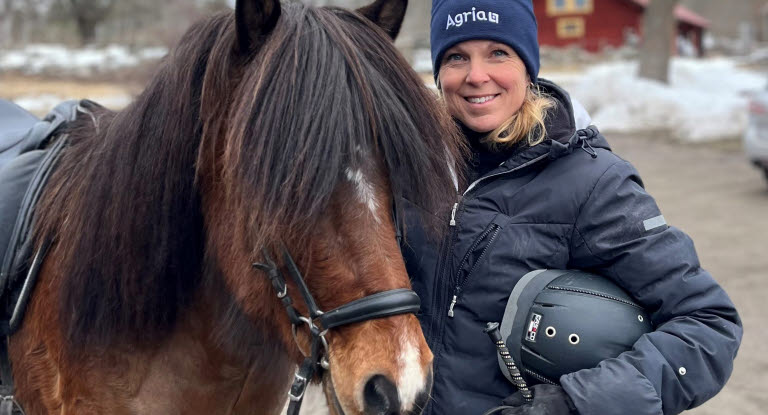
[6,0,466,414]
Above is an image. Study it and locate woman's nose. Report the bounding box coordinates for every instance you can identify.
[465,61,491,85]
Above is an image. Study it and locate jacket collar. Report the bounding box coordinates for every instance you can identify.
[496,79,611,171]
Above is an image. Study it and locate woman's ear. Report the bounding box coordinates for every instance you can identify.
[235,0,281,55]
[356,0,408,40]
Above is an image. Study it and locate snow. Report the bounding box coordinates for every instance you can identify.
[0,44,167,77]
[412,48,433,74]
[3,43,766,142]
[544,58,767,142]
[1,44,162,115]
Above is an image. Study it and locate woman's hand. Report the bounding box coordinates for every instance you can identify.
[500,384,578,415]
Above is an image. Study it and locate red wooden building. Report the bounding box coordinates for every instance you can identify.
[533,0,711,56]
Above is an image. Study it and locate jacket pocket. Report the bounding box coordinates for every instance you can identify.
[447,214,507,318]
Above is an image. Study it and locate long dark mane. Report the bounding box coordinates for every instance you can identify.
[36,3,464,350]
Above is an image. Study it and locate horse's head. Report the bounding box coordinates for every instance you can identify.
[195,0,465,413]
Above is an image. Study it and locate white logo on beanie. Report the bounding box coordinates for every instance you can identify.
[446,7,500,30]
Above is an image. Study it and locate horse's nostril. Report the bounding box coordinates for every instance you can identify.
[363,374,401,415]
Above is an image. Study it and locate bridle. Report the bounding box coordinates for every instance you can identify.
[253,247,421,415]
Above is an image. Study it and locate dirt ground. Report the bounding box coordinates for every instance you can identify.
[609,134,768,415]
[0,75,136,100]
[0,75,140,116]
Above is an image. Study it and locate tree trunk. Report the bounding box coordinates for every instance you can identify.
[10,9,24,45]
[0,0,10,48]
[75,15,97,45]
[638,0,680,84]
[69,0,115,45]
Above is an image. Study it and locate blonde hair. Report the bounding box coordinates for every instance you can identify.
[437,79,556,149]
[485,85,556,148]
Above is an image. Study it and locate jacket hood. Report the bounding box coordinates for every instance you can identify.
[497,79,611,171]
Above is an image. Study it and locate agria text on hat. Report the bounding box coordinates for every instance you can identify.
[446,7,500,30]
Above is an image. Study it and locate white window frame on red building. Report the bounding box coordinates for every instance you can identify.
[547,0,594,16]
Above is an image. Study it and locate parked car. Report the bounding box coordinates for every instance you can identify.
[744,82,768,185]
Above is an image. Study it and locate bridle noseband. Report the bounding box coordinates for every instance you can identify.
[253,248,421,415]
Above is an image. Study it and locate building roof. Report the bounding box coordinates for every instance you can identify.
[630,0,711,28]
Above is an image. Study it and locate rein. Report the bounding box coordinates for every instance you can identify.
[253,247,420,415]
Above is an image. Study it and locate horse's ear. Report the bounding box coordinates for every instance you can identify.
[357,0,408,41]
[235,0,281,54]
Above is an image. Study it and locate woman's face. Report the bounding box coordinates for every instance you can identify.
[439,40,529,133]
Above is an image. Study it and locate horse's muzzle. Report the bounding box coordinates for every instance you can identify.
[326,367,433,415]
[362,368,434,415]
[363,374,400,414]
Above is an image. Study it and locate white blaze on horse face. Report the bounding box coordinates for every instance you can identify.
[345,168,380,223]
[398,335,426,412]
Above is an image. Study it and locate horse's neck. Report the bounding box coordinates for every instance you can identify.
[10,259,295,415]
[128,300,296,414]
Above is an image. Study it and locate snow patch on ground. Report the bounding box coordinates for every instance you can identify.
[0,44,167,76]
[4,44,765,142]
[545,58,766,142]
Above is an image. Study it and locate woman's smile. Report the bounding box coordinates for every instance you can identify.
[465,94,500,106]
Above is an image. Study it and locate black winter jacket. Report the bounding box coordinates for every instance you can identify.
[400,81,742,415]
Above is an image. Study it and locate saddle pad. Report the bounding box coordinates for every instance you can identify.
[0,100,81,334]
[0,100,38,167]
[0,151,46,283]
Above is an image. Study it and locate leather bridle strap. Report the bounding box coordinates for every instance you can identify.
[281,248,324,320]
[281,246,421,329]
[253,247,421,415]
[320,289,420,330]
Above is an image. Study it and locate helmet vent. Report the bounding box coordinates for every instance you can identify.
[545,327,556,337]
[568,334,580,345]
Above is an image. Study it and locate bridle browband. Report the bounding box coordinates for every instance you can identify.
[252,247,421,415]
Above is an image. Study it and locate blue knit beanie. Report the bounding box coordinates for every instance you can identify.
[431,0,540,83]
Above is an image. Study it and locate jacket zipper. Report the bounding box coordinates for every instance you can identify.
[428,195,462,343]
[448,154,547,230]
[447,223,501,317]
[463,154,549,194]
[428,153,550,401]
[444,153,548,318]
[547,286,644,309]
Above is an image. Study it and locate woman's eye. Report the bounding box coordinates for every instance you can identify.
[446,53,464,62]
[492,50,509,58]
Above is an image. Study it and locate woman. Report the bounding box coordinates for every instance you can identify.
[399,1,743,414]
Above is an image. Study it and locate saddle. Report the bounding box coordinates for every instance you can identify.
[0,99,87,413]
[0,99,84,336]
[0,99,105,414]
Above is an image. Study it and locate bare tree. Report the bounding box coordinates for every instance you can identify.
[638,0,680,83]
[1,0,55,46]
[69,0,115,45]
[0,0,12,47]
